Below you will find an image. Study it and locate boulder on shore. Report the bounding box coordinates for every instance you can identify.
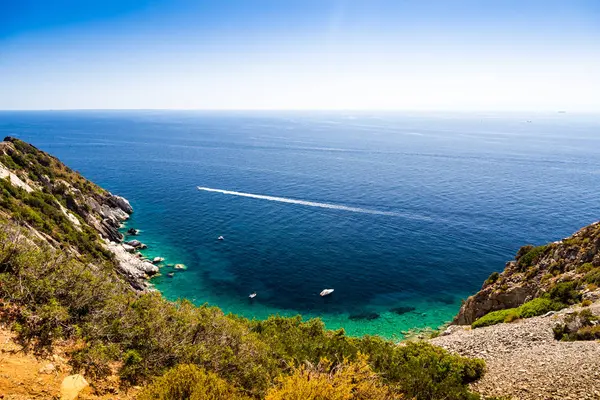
[141,262,159,275]
[125,240,147,249]
[152,257,164,264]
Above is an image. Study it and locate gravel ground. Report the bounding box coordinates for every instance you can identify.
[431,302,600,400]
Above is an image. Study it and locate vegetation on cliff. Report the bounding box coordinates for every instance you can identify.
[458,221,600,329]
[0,138,488,399]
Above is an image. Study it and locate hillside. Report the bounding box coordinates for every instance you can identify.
[455,222,600,325]
[0,137,492,400]
[0,137,157,290]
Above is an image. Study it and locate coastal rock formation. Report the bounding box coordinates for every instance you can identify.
[105,242,158,290]
[0,137,154,291]
[454,221,600,325]
[453,270,538,325]
[109,194,133,214]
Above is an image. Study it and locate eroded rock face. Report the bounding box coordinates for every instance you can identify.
[454,281,538,325]
[108,194,133,214]
[83,195,131,242]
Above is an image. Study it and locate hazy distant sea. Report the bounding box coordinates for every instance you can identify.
[1,110,599,338]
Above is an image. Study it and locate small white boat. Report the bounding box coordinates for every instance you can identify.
[249,292,257,299]
[218,236,224,241]
[320,289,334,297]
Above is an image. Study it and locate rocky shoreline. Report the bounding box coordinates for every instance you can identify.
[85,191,157,291]
[96,193,173,291]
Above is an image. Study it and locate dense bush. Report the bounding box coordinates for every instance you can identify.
[471,309,514,329]
[584,267,600,286]
[472,298,564,329]
[484,272,500,286]
[266,355,402,400]
[517,298,562,318]
[546,280,581,305]
[517,245,548,269]
[0,216,486,399]
[138,364,250,400]
[577,262,595,274]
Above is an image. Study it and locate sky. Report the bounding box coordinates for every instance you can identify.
[1,0,599,111]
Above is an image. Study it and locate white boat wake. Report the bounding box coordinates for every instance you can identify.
[197,187,431,220]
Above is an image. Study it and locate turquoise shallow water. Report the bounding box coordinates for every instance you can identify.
[1,110,600,338]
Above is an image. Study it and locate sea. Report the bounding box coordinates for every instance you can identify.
[1,110,599,339]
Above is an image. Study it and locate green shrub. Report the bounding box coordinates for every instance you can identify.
[129,364,250,400]
[577,263,595,274]
[518,298,563,318]
[541,273,553,283]
[525,266,538,280]
[471,309,514,329]
[0,154,20,170]
[503,311,519,323]
[547,281,581,305]
[484,272,500,286]
[0,176,111,260]
[472,298,564,329]
[571,325,600,341]
[517,245,548,269]
[584,268,600,286]
[266,355,401,400]
[516,245,534,260]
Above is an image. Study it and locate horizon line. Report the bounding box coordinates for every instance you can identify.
[0,108,587,114]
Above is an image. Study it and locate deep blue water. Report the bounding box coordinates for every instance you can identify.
[1,110,599,337]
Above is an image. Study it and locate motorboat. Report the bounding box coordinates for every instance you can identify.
[249,292,257,299]
[218,236,224,241]
[320,289,334,297]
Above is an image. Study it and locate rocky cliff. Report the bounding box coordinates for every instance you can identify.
[454,221,600,325]
[0,137,157,290]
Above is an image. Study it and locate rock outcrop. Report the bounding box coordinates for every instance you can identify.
[454,221,600,325]
[105,241,158,291]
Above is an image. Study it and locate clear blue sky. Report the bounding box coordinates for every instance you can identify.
[1,0,599,111]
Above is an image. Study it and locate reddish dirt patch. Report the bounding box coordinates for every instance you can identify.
[0,325,137,399]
